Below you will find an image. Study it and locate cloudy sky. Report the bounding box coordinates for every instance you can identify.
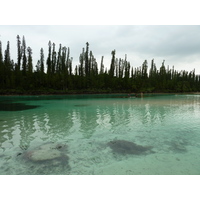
[1,25,200,74]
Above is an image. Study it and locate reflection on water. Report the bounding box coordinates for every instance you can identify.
[0,94,200,174]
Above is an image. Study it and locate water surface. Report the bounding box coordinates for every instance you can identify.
[0,94,200,175]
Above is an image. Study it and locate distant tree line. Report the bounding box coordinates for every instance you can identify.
[0,35,200,94]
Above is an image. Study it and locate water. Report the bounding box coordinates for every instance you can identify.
[0,94,200,175]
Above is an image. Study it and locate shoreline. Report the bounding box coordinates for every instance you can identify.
[0,91,200,96]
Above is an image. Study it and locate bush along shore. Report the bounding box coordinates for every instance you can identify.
[0,36,200,95]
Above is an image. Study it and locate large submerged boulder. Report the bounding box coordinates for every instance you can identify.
[23,143,69,166]
[107,139,154,155]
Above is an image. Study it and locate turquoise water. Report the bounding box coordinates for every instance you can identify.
[0,94,200,175]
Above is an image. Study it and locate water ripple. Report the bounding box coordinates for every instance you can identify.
[1,94,200,174]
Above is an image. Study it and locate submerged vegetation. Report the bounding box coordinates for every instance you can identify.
[0,35,200,94]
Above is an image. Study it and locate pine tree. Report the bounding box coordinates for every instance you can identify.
[159,60,167,90]
[85,42,89,77]
[47,41,52,74]
[27,47,33,73]
[118,58,123,78]
[22,36,27,75]
[141,60,148,79]
[75,65,78,76]
[79,48,85,77]
[16,35,22,71]
[4,41,11,66]
[66,47,70,75]
[51,43,56,74]
[109,50,115,77]
[56,44,62,73]
[40,48,45,73]
[124,55,131,79]
[160,60,166,76]
[36,60,41,72]
[69,57,73,76]
[61,46,67,72]
[100,56,104,75]
[115,58,118,78]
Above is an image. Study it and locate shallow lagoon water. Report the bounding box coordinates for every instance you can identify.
[0,94,200,175]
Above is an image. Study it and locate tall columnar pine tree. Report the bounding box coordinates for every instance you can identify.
[79,48,85,77]
[90,51,98,77]
[40,48,45,73]
[85,42,89,77]
[56,44,62,73]
[109,50,115,77]
[22,36,27,75]
[16,35,22,72]
[160,60,166,76]
[4,41,11,67]
[118,58,123,78]
[51,43,56,74]
[141,60,148,79]
[66,47,70,74]
[124,54,131,79]
[61,46,67,73]
[27,47,33,73]
[100,56,104,75]
[47,41,52,74]
[69,56,73,76]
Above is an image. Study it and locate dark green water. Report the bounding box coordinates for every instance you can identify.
[0,94,200,175]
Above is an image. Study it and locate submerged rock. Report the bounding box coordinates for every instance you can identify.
[23,143,69,165]
[107,140,154,155]
[74,104,89,107]
[0,102,40,111]
[27,148,61,161]
[16,143,71,174]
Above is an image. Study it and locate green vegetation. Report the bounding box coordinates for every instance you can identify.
[0,35,200,95]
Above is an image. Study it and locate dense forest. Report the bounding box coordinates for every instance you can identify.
[0,35,200,95]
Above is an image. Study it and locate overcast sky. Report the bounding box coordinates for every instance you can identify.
[1,25,200,75]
